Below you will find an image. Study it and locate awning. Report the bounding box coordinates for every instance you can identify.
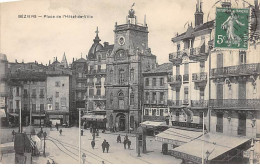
[171,133,250,164]
[81,114,106,121]
[9,113,19,117]
[0,109,6,117]
[32,113,46,117]
[155,128,202,146]
[140,121,167,128]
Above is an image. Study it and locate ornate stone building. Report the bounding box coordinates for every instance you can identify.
[105,7,156,132]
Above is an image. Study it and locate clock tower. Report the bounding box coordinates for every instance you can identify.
[106,4,156,133]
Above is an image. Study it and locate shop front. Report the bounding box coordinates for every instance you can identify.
[81,114,106,130]
[46,111,70,126]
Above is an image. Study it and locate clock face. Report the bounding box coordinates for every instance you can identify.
[118,36,125,46]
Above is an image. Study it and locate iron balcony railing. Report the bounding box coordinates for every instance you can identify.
[31,94,37,98]
[87,82,94,87]
[168,75,182,86]
[169,51,182,63]
[171,121,205,130]
[191,100,208,108]
[95,81,102,85]
[96,69,106,74]
[211,63,260,78]
[189,45,207,56]
[167,100,183,107]
[192,72,207,82]
[183,99,189,105]
[39,94,44,98]
[209,99,260,109]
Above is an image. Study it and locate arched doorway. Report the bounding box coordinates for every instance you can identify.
[109,114,113,130]
[116,113,126,131]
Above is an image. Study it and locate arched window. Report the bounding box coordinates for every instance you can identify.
[118,91,124,109]
[119,69,124,85]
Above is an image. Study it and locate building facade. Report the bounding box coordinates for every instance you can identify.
[105,7,157,132]
[143,63,172,122]
[168,0,211,131]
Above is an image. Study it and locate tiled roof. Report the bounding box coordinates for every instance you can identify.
[143,63,172,74]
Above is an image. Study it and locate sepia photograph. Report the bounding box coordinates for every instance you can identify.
[0,0,259,164]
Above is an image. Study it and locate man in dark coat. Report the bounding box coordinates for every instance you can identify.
[106,142,110,153]
[91,140,95,149]
[128,140,131,149]
[117,134,121,143]
[123,139,127,149]
[101,140,106,153]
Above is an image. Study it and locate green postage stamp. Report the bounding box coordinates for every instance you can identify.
[215,7,250,50]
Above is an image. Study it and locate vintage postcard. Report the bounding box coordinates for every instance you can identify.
[0,0,259,164]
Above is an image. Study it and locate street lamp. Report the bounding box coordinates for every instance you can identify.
[43,131,47,157]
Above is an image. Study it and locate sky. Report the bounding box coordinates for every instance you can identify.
[0,0,257,65]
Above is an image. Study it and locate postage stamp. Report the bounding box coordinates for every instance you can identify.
[215,7,250,50]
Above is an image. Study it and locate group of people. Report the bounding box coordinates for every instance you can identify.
[101,139,110,153]
[117,134,131,149]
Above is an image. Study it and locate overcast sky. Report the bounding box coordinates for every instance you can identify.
[0,0,256,65]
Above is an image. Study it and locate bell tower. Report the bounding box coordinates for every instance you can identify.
[112,3,149,55]
[194,0,204,27]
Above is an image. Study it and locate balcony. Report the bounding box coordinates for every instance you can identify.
[23,94,28,98]
[237,127,246,136]
[191,100,208,108]
[169,52,182,66]
[92,95,106,100]
[216,124,223,133]
[209,99,260,109]
[87,82,94,87]
[168,75,182,88]
[192,72,207,87]
[168,100,183,108]
[31,94,37,98]
[143,115,165,122]
[96,69,106,75]
[39,94,44,98]
[183,74,189,83]
[95,81,102,86]
[183,99,189,105]
[172,121,205,130]
[15,109,20,113]
[210,63,260,78]
[76,86,87,91]
[77,76,87,80]
[189,44,208,61]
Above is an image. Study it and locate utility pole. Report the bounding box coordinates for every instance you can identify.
[79,109,81,164]
[43,131,47,157]
[202,111,205,164]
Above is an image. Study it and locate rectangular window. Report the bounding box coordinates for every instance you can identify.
[32,89,36,98]
[160,92,164,103]
[15,100,20,110]
[40,104,44,112]
[145,92,149,102]
[145,78,149,86]
[32,104,36,112]
[130,69,134,81]
[55,81,60,87]
[200,88,205,100]
[55,92,59,98]
[97,65,101,72]
[55,102,59,110]
[152,78,156,86]
[160,109,164,116]
[239,51,246,64]
[184,87,189,102]
[16,87,19,96]
[24,89,28,98]
[89,89,94,97]
[216,112,223,133]
[61,97,66,107]
[160,78,164,86]
[184,63,189,74]
[152,92,157,103]
[96,88,101,96]
[152,109,156,116]
[40,89,44,98]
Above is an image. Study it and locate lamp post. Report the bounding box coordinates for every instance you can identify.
[43,131,47,157]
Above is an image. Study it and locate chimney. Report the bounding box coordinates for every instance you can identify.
[194,0,204,27]
[221,0,231,8]
[104,42,109,47]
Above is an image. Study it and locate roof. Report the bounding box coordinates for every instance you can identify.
[143,63,172,74]
[140,121,167,128]
[9,71,46,81]
[156,127,202,145]
[74,57,87,63]
[171,133,250,163]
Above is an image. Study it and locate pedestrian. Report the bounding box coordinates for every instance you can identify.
[117,134,121,143]
[12,130,15,141]
[59,129,62,135]
[124,134,128,141]
[101,140,106,153]
[46,160,51,164]
[82,153,86,164]
[106,142,110,153]
[91,140,95,149]
[96,129,99,136]
[81,129,84,136]
[52,160,55,164]
[128,140,131,149]
[123,139,127,149]
[92,132,95,140]
[56,123,59,131]
[102,161,105,164]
